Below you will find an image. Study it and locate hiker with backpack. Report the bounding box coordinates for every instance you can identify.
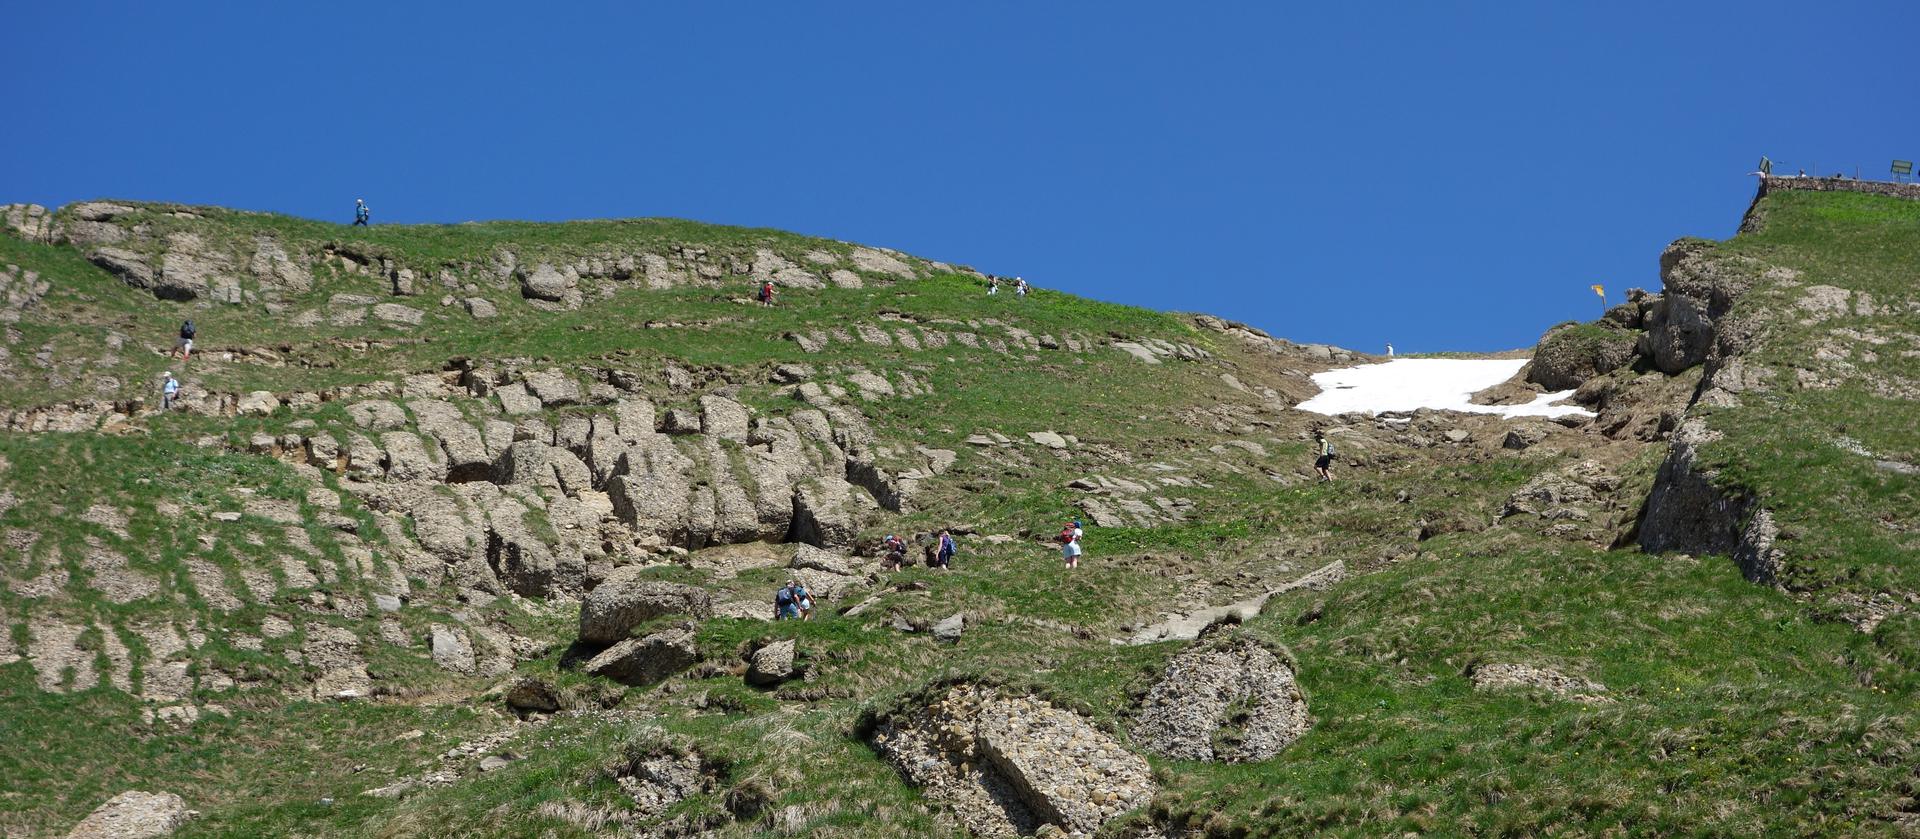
[1057,519,1083,569]
[175,320,195,361]
[1314,432,1337,482]
[773,580,799,620]
[1014,277,1028,298]
[935,529,957,571]
[882,534,906,571]
[353,199,370,226]
[758,280,776,307]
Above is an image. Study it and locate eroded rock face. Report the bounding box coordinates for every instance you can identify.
[579,569,713,644]
[1638,420,1776,581]
[1133,632,1309,763]
[871,684,1155,838]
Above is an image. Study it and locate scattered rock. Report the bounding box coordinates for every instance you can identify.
[64,790,192,839]
[1468,662,1611,704]
[1027,430,1068,449]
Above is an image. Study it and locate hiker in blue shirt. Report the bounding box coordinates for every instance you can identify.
[353,199,370,226]
[161,372,180,411]
[794,581,814,620]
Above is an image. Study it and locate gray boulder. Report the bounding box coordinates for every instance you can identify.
[504,677,562,713]
[429,624,477,674]
[932,612,964,644]
[579,569,713,643]
[745,638,797,686]
[519,262,575,301]
[584,623,699,686]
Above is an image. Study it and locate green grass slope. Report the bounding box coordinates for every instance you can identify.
[0,195,1914,837]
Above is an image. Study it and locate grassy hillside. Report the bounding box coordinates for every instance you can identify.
[1,193,1916,838]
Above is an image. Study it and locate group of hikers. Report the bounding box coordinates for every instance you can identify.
[158,319,196,410]
[878,530,959,572]
[772,579,814,620]
[984,274,1028,298]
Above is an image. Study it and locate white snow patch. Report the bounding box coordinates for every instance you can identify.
[1296,359,1594,419]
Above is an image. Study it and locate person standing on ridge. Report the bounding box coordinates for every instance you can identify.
[1015,277,1028,299]
[160,372,180,411]
[1314,431,1337,482]
[1058,519,1083,569]
[1386,342,1394,357]
[987,276,999,295]
[353,199,370,226]
[175,319,195,362]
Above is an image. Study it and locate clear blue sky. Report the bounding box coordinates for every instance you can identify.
[6,2,1916,351]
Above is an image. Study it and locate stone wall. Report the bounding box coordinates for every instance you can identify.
[1757,175,1920,201]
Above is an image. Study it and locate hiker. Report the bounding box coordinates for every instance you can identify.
[1386,342,1394,357]
[1314,432,1337,482]
[935,529,957,570]
[987,276,999,295]
[175,320,196,361]
[1014,276,1028,298]
[882,534,906,571]
[1057,519,1083,569]
[758,280,776,307]
[794,581,815,620]
[160,372,180,411]
[353,199,370,226]
[774,580,799,620]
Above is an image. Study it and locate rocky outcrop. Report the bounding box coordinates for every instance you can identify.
[3,203,55,242]
[870,683,1155,838]
[1133,631,1309,763]
[1526,322,1638,391]
[1638,419,1779,583]
[578,570,713,644]
[64,790,193,839]
[1637,239,1769,376]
